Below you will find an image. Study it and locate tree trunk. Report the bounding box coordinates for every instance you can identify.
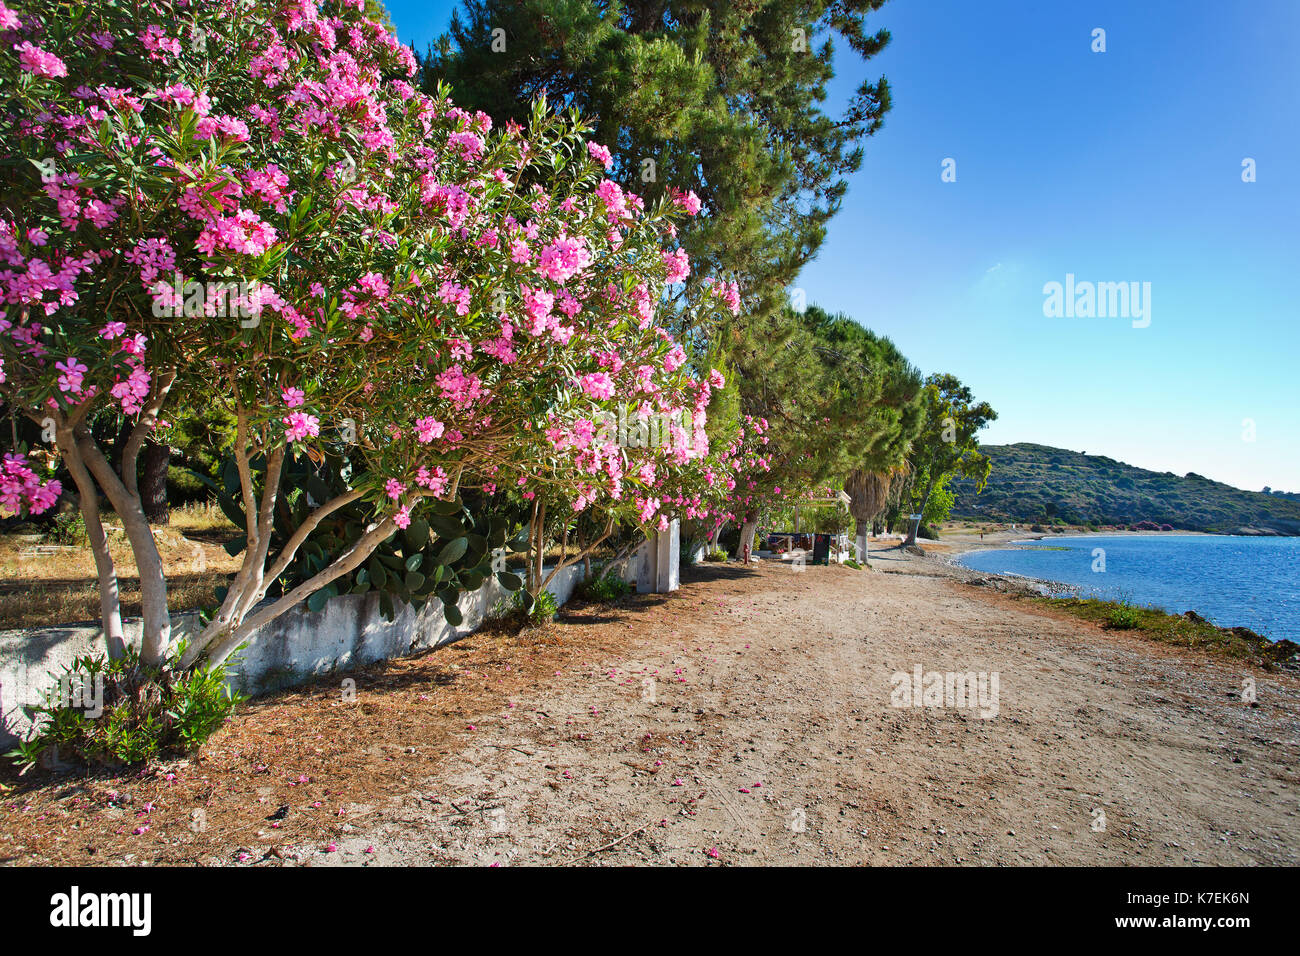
[76,429,172,665]
[844,469,891,564]
[141,438,169,525]
[203,516,398,669]
[903,480,936,547]
[738,520,758,563]
[524,499,541,594]
[57,428,127,659]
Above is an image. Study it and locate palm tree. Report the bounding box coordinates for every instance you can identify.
[845,468,895,566]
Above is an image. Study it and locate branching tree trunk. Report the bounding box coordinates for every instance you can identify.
[72,372,176,666]
[56,422,126,660]
[709,521,725,552]
[182,451,465,671]
[32,383,462,677]
[539,517,614,594]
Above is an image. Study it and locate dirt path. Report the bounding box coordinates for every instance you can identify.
[313,551,1300,867]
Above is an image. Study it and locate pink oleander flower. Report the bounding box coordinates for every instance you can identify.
[587,141,614,169]
[0,454,62,518]
[662,248,690,284]
[195,114,251,143]
[283,411,320,442]
[448,130,485,161]
[141,24,182,58]
[282,386,306,408]
[55,357,87,394]
[536,235,591,284]
[579,371,615,400]
[416,466,448,495]
[15,42,68,79]
[358,271,390,299]
[415,416,444,443]
[663,344,687,373]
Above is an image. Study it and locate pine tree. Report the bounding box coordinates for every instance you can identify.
[717,303,920,556]
[903,373,997,546]
[422,0,894,332]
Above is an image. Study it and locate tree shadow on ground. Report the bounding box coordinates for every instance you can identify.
[680,562,760,584]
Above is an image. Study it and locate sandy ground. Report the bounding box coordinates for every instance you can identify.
[299,543,1300,867]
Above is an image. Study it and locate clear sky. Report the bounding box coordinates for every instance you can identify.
[383,0,1299,493]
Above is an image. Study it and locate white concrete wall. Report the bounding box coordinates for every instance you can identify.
[0,561,589,748]
[0,523,694,747]
[0,614,205,753]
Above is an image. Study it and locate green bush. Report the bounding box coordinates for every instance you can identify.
[575,568,632,603]
[1106,601,1142,630]
[166,464,210,504]
[704,548,729,562]
[520,588,559,623]
[8,648,243,770]
[47,509,87,545]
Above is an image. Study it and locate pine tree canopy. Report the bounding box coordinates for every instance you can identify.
[422,0,894,332]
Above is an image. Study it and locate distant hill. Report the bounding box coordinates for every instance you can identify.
[948,443,1300,535]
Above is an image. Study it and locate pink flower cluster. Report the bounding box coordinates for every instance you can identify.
[283,412,321,442]
[195,210,278,257]
[15,41,67,79]
[0,0,755,553]
[662,248,691,285]
[672,189,702,216]
[536,235,591,285]
[705,277,742,315]
[1,453,61,517]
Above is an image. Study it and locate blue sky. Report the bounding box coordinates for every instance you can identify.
[384,0,1299,493]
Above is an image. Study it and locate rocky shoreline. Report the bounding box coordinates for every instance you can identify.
[882,534,1300,669]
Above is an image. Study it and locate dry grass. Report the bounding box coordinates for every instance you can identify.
[169,499,237,535]
[0,503,243,630]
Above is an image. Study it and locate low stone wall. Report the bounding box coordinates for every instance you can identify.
[0,528,693,748]
[221,561,593,698]
[0,614,198,753]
